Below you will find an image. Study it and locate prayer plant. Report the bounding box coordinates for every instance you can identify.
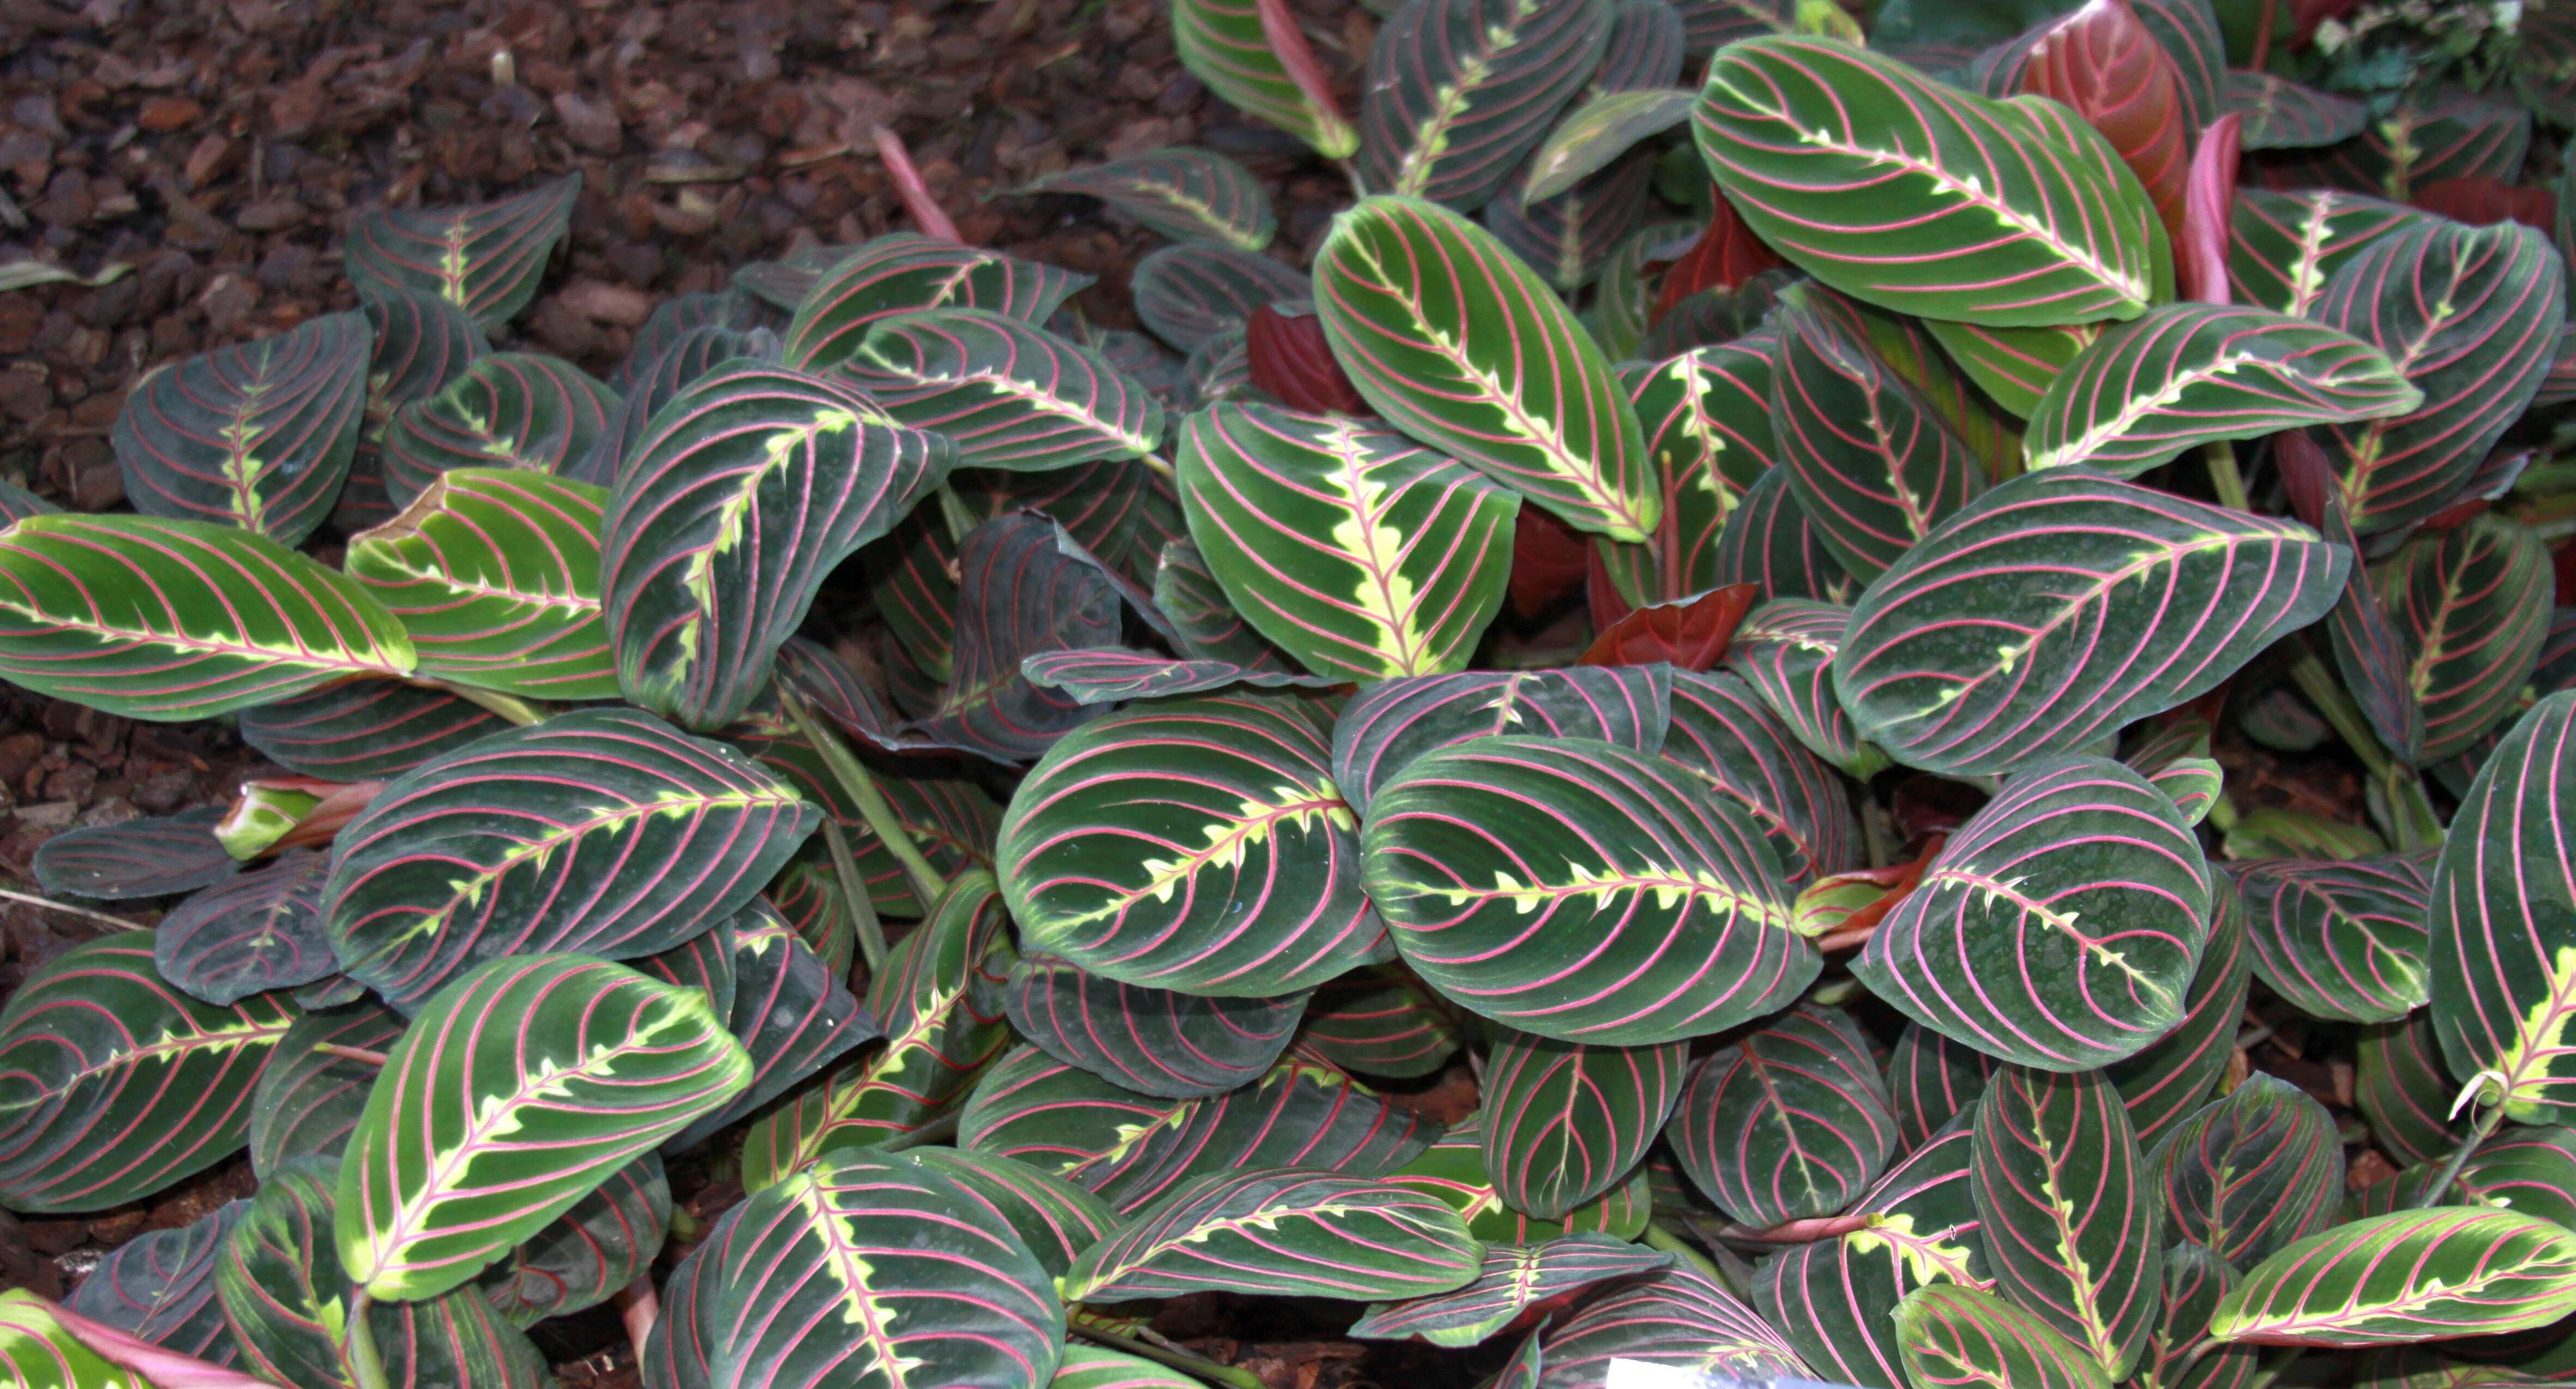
[5,3,2576,1389]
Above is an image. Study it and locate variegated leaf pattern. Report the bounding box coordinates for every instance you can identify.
[571,322,780,487]
[2352,1126,2576,1230]
[1362,735,1809,1046]
[2231,852,2438,1024]
[600,360,951,730]
[346,467,618,700]
[1018,147,1273,250]
[1757,1119,1992,1389]
[1599,338,1777,606]
[1313,195,1657,542]
[745,735,1001,918]
[113,310,369,546]
[479,1153,669,1328]
[323,707,815,1011]
[1355,0,1612,212]
[344,289,483,530]
[1895,1284,2112,1389]
[906,512,1126,762]
[2306,219,2564,536]
[2106,875,2252,1146]
[1972,1066,2160,1380]
[2142,1242,2255,1389]
[2124,716,2221,826]
[1592,220,1699,362]
[1859,755,2210,1072]
[1888,1026,2000,1152]
[250,1002,408,1178]
[1723,598,1884,779]
[239,680,505,782]
[781,234,1090,371]
[1525,88,1695,203]
[2358,1013,2470,1166]
[1694,36,2162,327]
[1537,1266,1815,1388]
[1050,1346,1200,1389]
[1332,666,1671,817]
[840,308,1164,472]
[2226,188,2426,318]
[2281,90,2530,200]
[1669,1003,1897,1226]
[1385,1111,1650,1245]
[665,905,874,1152]
[1019,648,1331,705]
[2128,0,2222,133]
[1484,155,1653,293]
[2222,71,2367,149]
[218,1157,547,1389]
[334,954,750,1301]
[740,871,1014,1186]
[998,692,1385,997]
[1299,965,1461,1079]
[0,514,415,721]
[154,851,332,1006]
[1832,468,2347,778]
[1065,1167,1482,1305]
[902,1147,1118,1280]
[1482,1028,1686,1219]
[1769,287,1984,584]
[961,1045,1432,1216]
[1131,243,1309,353]
[1177,402,1518,680]
[30,807,237,900]
[610,289,776,396]
[346,175,577,330]
[2276,432,2427,765]
[1710,466,1853,604]
[1171,0,1358,159]
[2024,303,2418,476]
[2383,515,2553,764]
[2430,692,2576,1123]
[0,933,292,1213]
[1659,668,1858,886]
[0,1288,167,1389]
[378,352,617,509]
[1984,0,2191,243]
[2210,1208,2576,1346]
[1349,1234,1672,1348]
[67,1200,245,1366]
[660,1148,1065,1389]
[1004,953,1305,1099]
[2147,1073,2343,1268]
[1921,318,2100,420]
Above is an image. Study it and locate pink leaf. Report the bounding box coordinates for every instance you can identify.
[2182,112,2242,303]
[2021,0,2191,244]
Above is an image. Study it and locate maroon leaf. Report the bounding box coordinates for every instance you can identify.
[2015,0,2190,244]
[1651,190,1784,323]
[2182,112,2243,303]
[2409,175,2557,232]
[1579,582,1760,670]
[1245,303,1369,416]
[1508,504,1591,617]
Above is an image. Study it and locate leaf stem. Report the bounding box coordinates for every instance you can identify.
[0,886,139,935]
[314,1043,390,1066]
[819,819,889,976]
[2418,1093,2506,1207]
[879,1110,961,1151]
[775,683,949,908]
[344,1292,391,1389]
[1073,1320,1268,1389]
[430,681,547,727]
[1642,1223,1723,1282]
[2286,651,2441,849]
[2205,440,2253,512]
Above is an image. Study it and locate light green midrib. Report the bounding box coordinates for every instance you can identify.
[0,593,405,675]
[358,546,599,617]
[0,1018,293,1115]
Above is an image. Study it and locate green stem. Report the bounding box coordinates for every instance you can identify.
[2288,652,2440,850]
[345,1292,391,1389]
[819,818,889,976]
[432,682,546,727]
[1073,1321,1267,1389]
[2418,1095,2506,1207]
[2249,1347,2304,1389]
[2206,440,2253,512]
[1642,1223,1722,1282]
[880,1109,961,1151]
[776,684,949,907]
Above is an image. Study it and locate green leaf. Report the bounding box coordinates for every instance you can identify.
[1526,88,1698,202]
[1003,954,1304,1099]
[1172,0,1358,159]
[0,514,415,721]
[1018,148,1274,250]
[1383,1111,1651,1245]
[323,707,816,1011]
[1362,735,1810,1047]
[664,905,873,1151]
[1300,965,1462,1080]
[1888,1026,1999,1152]
[998,692,1386,997]
[1538,1266,1816,1386]
[1484,157,1655,293]
[2226,188,2427,318]
[2231,852,2438,1024]
[345,175,579,331]
[1176,402,1518,680]
[2126,717,2224,827]
[599,360,952,730]
[2107,876,2254,1146]
[2148,1074,2344,1268]
[345,467,617,699]
[1710,466,1853,604]
[1332,666,1673,817]
[840,309,1164,472]
[902,1147,1119,1280]
[1062,1168,1483,1303]
[2430,692,2576,1123]
[1695,35,2163,327]
[1895,1284,2113,1389]
[1661,666,1861,888]
[378,353,617,510]
[1353,0,1613,212]
[2140,1242,2257,1389]
[1483,1029,1687,1220]
[2025,303,2421,476]
[1832,467,2347,778]
[113,310,370,546]
[2221,71,2368,149]
[1313,195,1658,543]
[1723,599,1886,779]
[2211,1208,2576,1346]
[1050,1346,1204,1389]
[1921,318,2100,420]
[1971,1066,2160,1379]
[1349,1234,1673,1348]
[1668,1003,1896,1226]
[250,1002,408,1178]
[0,1293,168,1389]
[155,851,333,1006]
[1131,243,1309,353]
[479,1155,668,1328]
[2384,515,2553,764]
[2358,1013,2472,1166]
[32,808,237,900]
[66,1200,244,1366]
[238,680,505,783]
[781,235,1090,372]
[0,933,294,1213]
[334,955,751,1301]
[1857,755,2211,1072]
[1598,339,1778,605]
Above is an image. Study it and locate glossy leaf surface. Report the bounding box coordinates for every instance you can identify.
[1020,148,1274,249]
[1062,1168,1482,1303]
[1353,0,1611,212]
[1331,666,1672,818]
[1895,1284,2112,1389]
[113,311,369,546]
[1348,1235,1672,1348]
[32,808,237,900]
[249,1002,407,1178]
[781,235,1089,371]
[378,353,615,509]
[2147,1073,2343,1268]
[154,851,332,1006]
[2210,1208,2576,1346]
[346,176,578,330]
[1668,1003,1895,1226]
[67,1201,244,1366]
[1971,1067,2159,1379]
[2232,852,2437,1024]
[1004,953,1304,1099]
[841,308,1163,472]
[1483,1029,1686,1220]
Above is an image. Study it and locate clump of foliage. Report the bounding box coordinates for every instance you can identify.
[2,2,2574,1389]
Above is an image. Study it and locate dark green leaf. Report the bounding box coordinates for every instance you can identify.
[1972,1066,2160,1379]
[113,310,370,546]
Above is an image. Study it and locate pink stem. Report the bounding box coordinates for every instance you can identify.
[615,1276,661,1366]
[1726,1213,1879,1243]
[1255,0,1349,136]
[872,126,964,245]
